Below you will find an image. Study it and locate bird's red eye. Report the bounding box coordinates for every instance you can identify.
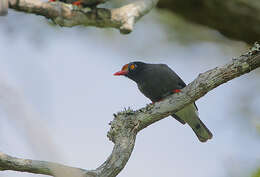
[130,64,135,70]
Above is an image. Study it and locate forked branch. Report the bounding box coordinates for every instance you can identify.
[8,0,159,34]
[0,43,260,177]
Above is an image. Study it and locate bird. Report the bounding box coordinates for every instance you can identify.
[113,61,212,142]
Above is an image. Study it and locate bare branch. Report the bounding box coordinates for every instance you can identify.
[8,0,159,34]
[0,152,88,176]
[0,43,260,177]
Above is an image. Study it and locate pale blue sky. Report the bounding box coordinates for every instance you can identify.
[0,9,260,177]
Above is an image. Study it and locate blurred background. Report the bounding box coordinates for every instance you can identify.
[0,3,260,177]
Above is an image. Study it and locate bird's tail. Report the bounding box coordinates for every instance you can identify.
[175,104,213,142]
[188,116,213,142]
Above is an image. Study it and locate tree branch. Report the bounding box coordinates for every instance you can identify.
[1,43,260,177]
[8,0,159,34]
[157,0,260,44]
[0,152,89,176]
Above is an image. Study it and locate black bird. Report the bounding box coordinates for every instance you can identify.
[114,61,212,142]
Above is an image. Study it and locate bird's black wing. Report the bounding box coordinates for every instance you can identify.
[158,64,199,124]
[158,64,186,88]
[160,64,198,109]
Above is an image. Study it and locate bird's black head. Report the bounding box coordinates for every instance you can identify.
[113,61,147,82]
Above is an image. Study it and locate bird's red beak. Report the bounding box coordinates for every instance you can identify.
[113,70,128,76]
[113,64,129,76]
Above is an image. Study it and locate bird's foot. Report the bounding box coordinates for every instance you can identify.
[72,0,82,6]
[172,89,181,93]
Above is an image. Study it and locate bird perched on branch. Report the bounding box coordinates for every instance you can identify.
[0,0,8,16]
[114,61,213,142]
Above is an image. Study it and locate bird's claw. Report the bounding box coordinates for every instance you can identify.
[172,89,181,93]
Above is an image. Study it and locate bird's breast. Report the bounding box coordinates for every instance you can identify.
[137,80,169,102]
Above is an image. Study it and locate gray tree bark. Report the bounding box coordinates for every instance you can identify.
[157,0,260,44]
[7,0,158,34]
[0,43,260,177]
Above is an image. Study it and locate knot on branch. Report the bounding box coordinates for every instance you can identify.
[119,17,134,34]
[249,42,260,55]
[239,42,260,58]
[107,108,139,143]
[235,42,260,72]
